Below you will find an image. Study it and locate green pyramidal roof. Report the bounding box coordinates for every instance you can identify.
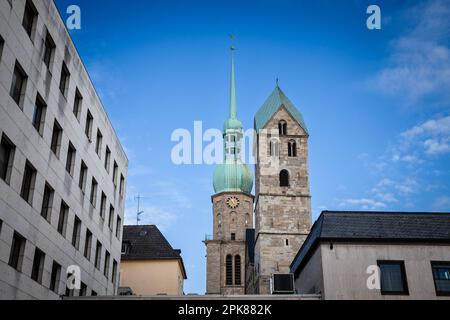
[254,86,308,134]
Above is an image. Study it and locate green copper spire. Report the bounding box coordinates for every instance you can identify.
[213,37,253,195]
[224,35,243,132]
[229,42,237,119]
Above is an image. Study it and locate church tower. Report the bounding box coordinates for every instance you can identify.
[204,44,254,295]
[252,86,312,294]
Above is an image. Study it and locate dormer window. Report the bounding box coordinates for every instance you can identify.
[279,120,287,136]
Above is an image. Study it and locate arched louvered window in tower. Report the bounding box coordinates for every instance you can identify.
[226,255,233,286]
[235,255,242,285]
[280,170,289,187]
[279,120,287,136]
[288,140,297,157]
[269,138,280,157]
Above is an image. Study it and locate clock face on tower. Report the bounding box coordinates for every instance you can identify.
[226,196,240,209]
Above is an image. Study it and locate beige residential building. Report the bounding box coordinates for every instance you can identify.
[120,225,187,296]
[291,211,450,300]
[0,0,128,299]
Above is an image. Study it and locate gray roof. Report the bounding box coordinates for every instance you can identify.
[290,211,450,275]
[254,86,308,134]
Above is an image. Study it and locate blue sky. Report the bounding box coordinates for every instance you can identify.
[55,0,450,294]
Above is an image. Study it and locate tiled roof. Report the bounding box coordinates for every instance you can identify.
[254,86,308,134]
[122,225,180,260]
[290,211,450,274]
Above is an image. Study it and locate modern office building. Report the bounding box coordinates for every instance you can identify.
[0,0,128,299]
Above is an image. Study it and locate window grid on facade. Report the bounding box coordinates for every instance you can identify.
[112,260,118,285]
[90,178,98,207]
[104,146,111,173]
[84,229,92,260]
[73,88,82,120]
[9,232,26,271]
[431,262,450,296]
[79,161,87,192]
[20,160,37,205]
[31,247,45,284]
[50,120,62,157]
[40,183,54,221]
[0,35,4,61]
[116,216,122,239]
[10,61,27,108]
[95,129,103,157]
[59,62,70,97]
[66,142,76,176]
[85,110,93,141]
[119,175,125,197]
[49,261,61,293]
[0,133,16,184]
[32,94,46,136]
[57,201,69,237]
[108,205,115,230]
[100,192,106,220]
[22,0,37,39]
[112,161,118,188]
[72,216,82,250]
[378,261,409,295]
[94,241,102,270]
[104,251,110,279]
[43,30,55,69]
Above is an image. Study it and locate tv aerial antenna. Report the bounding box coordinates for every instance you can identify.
[135,194,146,225]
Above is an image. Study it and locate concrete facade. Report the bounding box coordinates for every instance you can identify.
[0,0,127,299]
[205,192,254,295]
[294,242,450,300]
[253,106,312,294]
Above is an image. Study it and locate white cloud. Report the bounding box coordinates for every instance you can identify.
[371,0,450,104]
[339,198,387,211]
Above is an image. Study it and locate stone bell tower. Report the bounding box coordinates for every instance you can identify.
[204,43,254,295]
[252,86,312,294]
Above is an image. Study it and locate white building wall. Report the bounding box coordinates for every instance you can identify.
[0,0,127,299]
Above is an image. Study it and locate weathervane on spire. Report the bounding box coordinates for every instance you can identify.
[230,34,235,51]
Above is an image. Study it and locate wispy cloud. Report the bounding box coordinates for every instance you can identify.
[370,0,450,105]
[339,198,387,211]
[124,205,176,231]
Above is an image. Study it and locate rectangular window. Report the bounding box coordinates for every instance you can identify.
[112,260,118,285]
[378,261,409,295]
[119,175,125,197]
[108,206,115,230]
[113,161,118,188]
[80,282,87,296]
[73,89,82,120]
[431,262,450,296]
[59,62,70,98]
[116,216,122,239]
[104,251,110,279]
[0,133,16,184]
[31,247,45,284]
[65,142,76,176]
[104,146,111,173]
[9,232,26,271]
[57,201,69,237]
[79,161,87,192]
[84,229,92,260]
[22,0,37,39]
[90,178,98,207]
[49,261,61,293]
[43,30,55,69]
[231,233,236,241]
[32,94,47,136]
[50,120,63,157]
[40,183,54,221]
[0,35,4,61]
[85,110,93,141]
[20,160,37,205]
[94,241,102,270]
[95,130,103,157]
[99,192,106,220]
[72,216,81,250]
[10,61,27,108]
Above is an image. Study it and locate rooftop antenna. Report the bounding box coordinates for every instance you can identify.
[135,194,146,225]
